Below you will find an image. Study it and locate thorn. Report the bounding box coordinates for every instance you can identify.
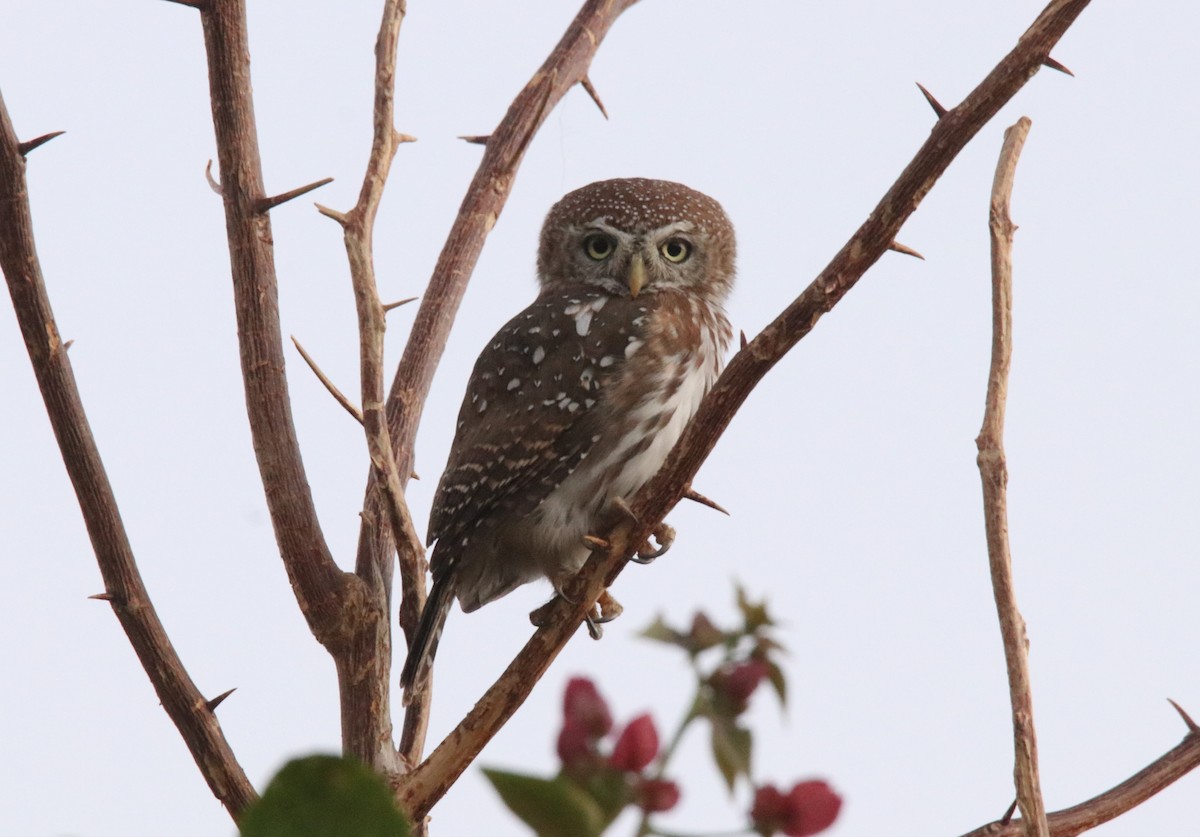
[1042,56,1074,77]
[291,336,364,423]
[162,0,206,7]
[88,592,116,601]
[314,203,348,225]
[579,75,609,119]
[683,485,730,516]
[915,82,948,119]
[204,160,222,196]
[63,339,74,351]
[739,330,748,350]
[610,496,640,525]
[17,130,65,156]
[205,687,237,712]
[999,799,1018,825]
[394,131,418,144]
[459,135,490,145]
[888,240,926,260]
[257,177,333,212]
[410,471,420,481]
[582,534,611,551]
[1168,698,1200,733]
[383,296,419,312]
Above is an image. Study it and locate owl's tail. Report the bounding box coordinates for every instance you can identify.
[400,573,457,704]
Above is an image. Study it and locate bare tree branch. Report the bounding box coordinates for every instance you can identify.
[195,0,351,647]
[321,0,426,774]
[959,710,1200,837]
[978,116,1048,837]
[0,89,257,821]
[397,0,1093,820]
[380,0,644,759]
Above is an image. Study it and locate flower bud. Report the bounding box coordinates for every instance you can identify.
[635,778,681,813]
[609,713,659,772]
[562,677,613,738]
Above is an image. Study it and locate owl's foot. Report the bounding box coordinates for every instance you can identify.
[529,589,623,640]
[583,591,623,639]
[631,522,676,565]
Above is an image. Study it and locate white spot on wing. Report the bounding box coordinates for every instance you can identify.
[532,346,546,365]
[575,310,593,337]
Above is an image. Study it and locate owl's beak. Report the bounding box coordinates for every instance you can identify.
[627,254,647,298]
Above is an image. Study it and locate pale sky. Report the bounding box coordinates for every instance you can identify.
[2,2,1198,836]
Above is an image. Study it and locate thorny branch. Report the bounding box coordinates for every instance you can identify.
[0,91,257,819]
[194,0,349,649]
[397,0,1094,820]
[316,0,428,772]
[977,117,1048,837]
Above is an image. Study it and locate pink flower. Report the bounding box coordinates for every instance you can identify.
[562,677,613,738]
[556,720,594,769]
[635,778,681,813]
[751,780,842,837]
[710,659,771,715]
[609,713,659,772]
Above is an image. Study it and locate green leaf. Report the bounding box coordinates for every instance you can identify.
[709,718,753,793]
[482,768,606,837]
[578,769,634,826]
[766,659,788,711]
[639,614,687,648]
[239,754,411,837]
[736,585,774,634]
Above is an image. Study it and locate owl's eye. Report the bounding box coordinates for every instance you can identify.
[583,234,615,261]
[659,238,691,263]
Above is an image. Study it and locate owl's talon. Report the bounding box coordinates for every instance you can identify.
[529,591,568,627]
[632,522,676,564]
[594,590,623,623]
[584,610,604,639]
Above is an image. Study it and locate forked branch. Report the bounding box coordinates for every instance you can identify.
[0,90,256,820]
[397,0,1093,820]
[959,706,1200,836]
[320,0,428,772]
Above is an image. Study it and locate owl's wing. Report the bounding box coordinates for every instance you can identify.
[427,288,644,574]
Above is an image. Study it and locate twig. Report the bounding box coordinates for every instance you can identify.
[977,117,1047,837]
[291,336,364,423]
[0,89,257,820]
[958,710,1200,836]
[327,0,426,774]
[396,0,1094,820]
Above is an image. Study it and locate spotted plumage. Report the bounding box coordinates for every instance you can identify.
[401,178,735,697]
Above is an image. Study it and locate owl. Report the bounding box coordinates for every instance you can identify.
[400,178,735,696]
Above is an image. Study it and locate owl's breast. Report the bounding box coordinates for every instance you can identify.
[530,292,731,559]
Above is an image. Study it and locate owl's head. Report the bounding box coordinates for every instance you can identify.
[537,178,735,304]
